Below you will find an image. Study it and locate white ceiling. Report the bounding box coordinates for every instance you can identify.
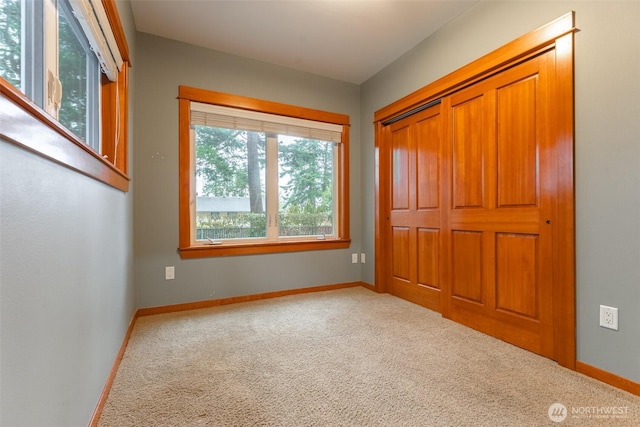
[129,0,478,84]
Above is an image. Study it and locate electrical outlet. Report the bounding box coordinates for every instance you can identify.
[165,266,175,280]
[360,253,366,264]
[351,253,358,264]
[599,305,618,330]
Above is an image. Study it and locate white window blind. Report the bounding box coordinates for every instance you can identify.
[67,0,123,81]
[191,102,343,144]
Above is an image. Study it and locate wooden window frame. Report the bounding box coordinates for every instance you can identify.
[0,0,131,192]
[178,85,351,258]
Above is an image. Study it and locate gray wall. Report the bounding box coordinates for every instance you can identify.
[360,1,640,382]
[133,34,362,308]
[0,1,137,426]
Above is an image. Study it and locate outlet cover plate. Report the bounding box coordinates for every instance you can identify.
[599,305,618,330]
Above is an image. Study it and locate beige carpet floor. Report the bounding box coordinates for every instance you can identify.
[99,287,640,426]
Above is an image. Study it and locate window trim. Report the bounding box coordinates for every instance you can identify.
[0,0,130,192]
[178,85,351,258]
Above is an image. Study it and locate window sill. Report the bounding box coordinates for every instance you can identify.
[0,79,130,192]
[179,238,351,259]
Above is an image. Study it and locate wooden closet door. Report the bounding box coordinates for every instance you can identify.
[442,51,556,358]
[388,104,442,311]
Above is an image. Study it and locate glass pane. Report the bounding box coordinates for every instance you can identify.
[0,0,22,88]
[195,126,267,240]
[57,1,99,146]
[278,136,335,238]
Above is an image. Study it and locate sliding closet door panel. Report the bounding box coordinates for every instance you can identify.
[388,105,442,311]
[444,52,555,358]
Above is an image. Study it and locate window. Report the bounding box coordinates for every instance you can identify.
[0,0,130,191]
[178,86,351,258]
[0,0,22,89]
[57,0,100,149]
